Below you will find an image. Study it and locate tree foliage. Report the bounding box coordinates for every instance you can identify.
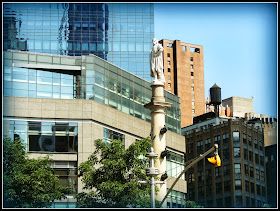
[185,200,204,208]
[263,203,271,208]
[3,137,72,208]
[76,137,158,208]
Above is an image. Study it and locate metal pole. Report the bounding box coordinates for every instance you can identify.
[159,145,218,207]
[150,152,156,208]
[151,176,155,208]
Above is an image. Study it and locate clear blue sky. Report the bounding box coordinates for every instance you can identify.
[154,3,277,117]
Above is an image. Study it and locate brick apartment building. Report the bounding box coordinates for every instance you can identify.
[159,39,205,128]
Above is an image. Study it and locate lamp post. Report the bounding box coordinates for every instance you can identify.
[138,147,165,208]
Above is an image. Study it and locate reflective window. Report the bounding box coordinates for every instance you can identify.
[223,165,230,176]
[234,163,241,174]
[248,136,252,145]
[215,167,221,177]
[233,131,239,142]
[166,190,186,208]
[9,120,78,153]
[223,133,229,144]
[243,133,247,144]
[235,179,242,190]
[234,147,240,157]
[53,161,78,195]
[244,148,248,160]
[214,135,220,143]
[103,128,124,146]
[83,63,181,134]
[166,151,185,180]
[3,3,154,82]
[9,121,28,149]
[4,50,181,134]
[260,171,264,181]
[27,121,78,152]
[4,66,75,99]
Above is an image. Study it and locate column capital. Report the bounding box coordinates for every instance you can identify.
[144,101,172,111]
[150,83,165,88]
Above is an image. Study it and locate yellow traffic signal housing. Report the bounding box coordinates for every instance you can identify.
[207,155,221,167]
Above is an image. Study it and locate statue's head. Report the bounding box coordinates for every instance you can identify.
[152,38,158,45]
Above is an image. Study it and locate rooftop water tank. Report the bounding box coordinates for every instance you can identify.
[210,83,221,105]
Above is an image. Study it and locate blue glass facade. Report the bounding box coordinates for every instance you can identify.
[3,3,154,81]
[3,50,181,134]
[4,66,75,99]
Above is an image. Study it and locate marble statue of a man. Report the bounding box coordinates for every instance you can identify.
[149,38,165,85]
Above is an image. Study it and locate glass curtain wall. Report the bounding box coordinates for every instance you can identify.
[3,50,181,134]
[82,55,181,134]
[166,150,185,180]
[3,3,154,82]
[166,189,186,208]
[103,128,124,146]
[4,66,75,99]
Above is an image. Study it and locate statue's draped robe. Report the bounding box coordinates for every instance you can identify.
[149,43,165,83]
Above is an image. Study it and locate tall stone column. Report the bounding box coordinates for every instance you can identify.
[144,83,172,208]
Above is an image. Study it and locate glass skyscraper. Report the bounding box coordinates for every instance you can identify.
[3,3,154,81]
[3,3,186,208]
[3,2,182,133]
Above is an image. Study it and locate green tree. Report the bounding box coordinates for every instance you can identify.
[263,203,271,208]
[3,137,72,208]
[76,137,158,208]
[185,200,204,208]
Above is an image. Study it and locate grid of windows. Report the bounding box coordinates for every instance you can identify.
[82,55,181,134]
[4,51,182,134]
[166,190,186,208]
[9,120,78,152]
[103,128,124,146]
[3,3,154,82]
[50,202,76,208]
[53,162,78,194]
[50,161,78,207]
[3,66,75,99]
[214,135,220,143]
[185,120,267,208]
[166,151,185,180]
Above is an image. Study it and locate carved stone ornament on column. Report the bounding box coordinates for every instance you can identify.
[149,38,166,85]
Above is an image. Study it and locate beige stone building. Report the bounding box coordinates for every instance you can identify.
[159,39,205,128]
[222,97,254,118]
[206,97,231,117]
[3,50,187,208]
[262,118,277,147]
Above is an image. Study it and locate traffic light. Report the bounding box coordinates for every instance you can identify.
[207,154,221,167]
